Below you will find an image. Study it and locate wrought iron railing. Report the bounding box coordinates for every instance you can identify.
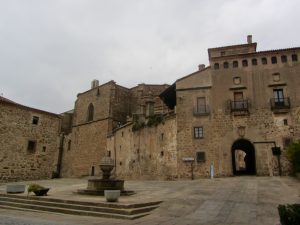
[270,98,290,110]
[193,105,210,116]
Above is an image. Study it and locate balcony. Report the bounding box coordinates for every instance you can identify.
[229,99,249,115]
[270,98,290,113]
[193,105,210,116]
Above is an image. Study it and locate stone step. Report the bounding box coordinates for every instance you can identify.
[0,194,162,209]
[0,202,149,220]
[0,196,159,215]
[0,194,162,220]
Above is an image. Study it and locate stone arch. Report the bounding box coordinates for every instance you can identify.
[231,139,256,175]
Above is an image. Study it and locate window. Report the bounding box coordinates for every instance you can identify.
[233,92,245,109]
[27,140,36,153]
[281,55,287,63]
[42,146,46,152]
[273,89,284,106]
[242,60,248,67]
[160,151,164,157]
[32,116,39,125]
[196,152,206,162]
[252,58,258,65]
[196,97,207,114]
[292,54,298,62]
[271,56,277,64]
[107,150,111,157]
[233,61,238,68]
[214,63,219,70]
[194,127,203,139]
[283,119,288,126]
[261,57,267,65]
[160,133,164,141]
[224,62,229,69]
[67,140,71,151]
[87,103,94,121]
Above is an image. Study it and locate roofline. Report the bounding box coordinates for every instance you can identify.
[209,47,300,61]
[77,80,117,96]
[130,83,170,90]
[0,98,61,118]
[208,42,257,51]
[176,66,211,82]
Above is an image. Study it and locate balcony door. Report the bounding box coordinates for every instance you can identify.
[197,97,206,113]
[273,89,284,106]
[234,92,244,109]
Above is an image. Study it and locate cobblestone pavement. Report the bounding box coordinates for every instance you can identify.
[0,176,299,225]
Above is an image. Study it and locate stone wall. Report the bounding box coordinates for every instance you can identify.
[0,100,60,182]
[107,115,177,180]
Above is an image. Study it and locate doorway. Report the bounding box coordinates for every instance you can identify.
[232,139,256,175]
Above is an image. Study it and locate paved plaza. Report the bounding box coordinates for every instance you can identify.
[0,176,299,225]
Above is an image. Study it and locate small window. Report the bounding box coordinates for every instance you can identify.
[27,140,36,153]
[121,132,124,137]
[87,103,94,122]
[283,119,288,126]
[242,60,248,67]
[233,61,238,68]
[119,161,122,166]
[271,56,277,64]
[281,55,287,63]
[107,151,111,157]
[196,152,206,162]
[252,58,257,66]
[42,146,46,152]
[233,77,241,85]
[292,54,298,62]
[160,151,164,157]
[119,145,121,151]
[160,133,164,141]
[194,127,203,139]
[261,57,267,65]
[224,62,229,69]
[67,140,71,151]
[32,116,39,125]
[214,63,219,70]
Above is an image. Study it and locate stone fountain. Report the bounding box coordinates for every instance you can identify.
[77,155,133,196]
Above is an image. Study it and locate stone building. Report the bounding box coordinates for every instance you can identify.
[0,96,61,182]
[60,80,170,177]
[105,36,300,179]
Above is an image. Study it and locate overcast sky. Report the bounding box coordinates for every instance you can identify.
[1,0,299,113]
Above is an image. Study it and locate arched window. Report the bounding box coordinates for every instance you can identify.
[233,61,239,68]
[271,56,277,64]
[242,60,248,67]
[292,54,298,62]
[281,55,287,63]
[252,58,257,66]
[224,62,229,69]
[214,63,219,70]
[261,57,267,65]
[87,103,94,121]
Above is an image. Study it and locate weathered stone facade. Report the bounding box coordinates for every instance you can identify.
[0,97,61,182]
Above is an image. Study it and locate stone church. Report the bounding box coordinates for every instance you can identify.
[1,36,300,181]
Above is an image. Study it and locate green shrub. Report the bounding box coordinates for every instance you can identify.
[146,115,164,127]
[286,141,300,174]
[132,122,145,132]
[27,183,45,194]
[278,204,300,225]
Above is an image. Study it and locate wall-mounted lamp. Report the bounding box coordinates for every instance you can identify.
[237,126,246,138]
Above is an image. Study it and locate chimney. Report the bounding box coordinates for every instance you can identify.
[91,79,99,89]
[198,64,205,71]
[247,35,252,44]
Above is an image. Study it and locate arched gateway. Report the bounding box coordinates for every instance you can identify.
[231,139,256,175]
